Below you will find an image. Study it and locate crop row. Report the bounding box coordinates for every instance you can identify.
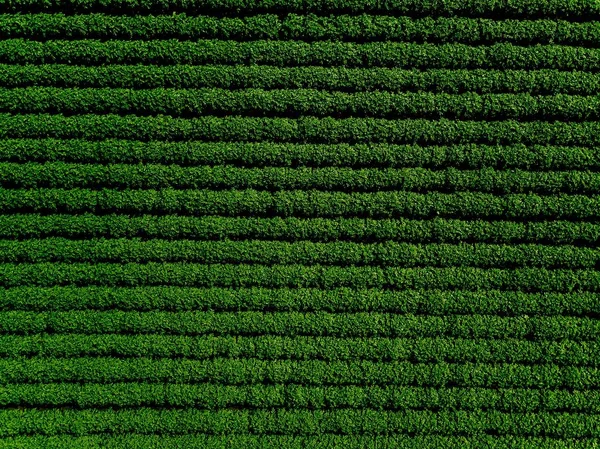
[1,287,597,315]
[4,115,600,145]
[2,0,598,18]
[3,333,600,362]
[2,357,599,388]
[1,189,600,220]
[5,113,600,146]
[1,311,599,340]
[4,163,600,194]
[1,334,599,363]
[3,383,600,412]
[2,435,597,449]
[2,140,599,171]
[5,88,600,121]
[1,40,600,70]
[2,66,600,95]
[3,408,600,437]
[0,435,594,449]
[1,239,598,268]
[2,14,600,45]
[1,215,599,245]
[0,263,598,291]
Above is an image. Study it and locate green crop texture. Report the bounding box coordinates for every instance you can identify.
[1,1,600,448]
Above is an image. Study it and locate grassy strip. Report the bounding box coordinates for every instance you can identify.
[3,115,600,145]
[1,66,599,95]
[2,141,600,171]
[4,88,600,121]
[3,163,600,194]
[1,311,599,340]
[1,287,597,315]
[0,215,599,245]
[3,383,600,412]
[1,189,599,220]
[1,408,600,437]
[1,334,598,363]
[2,14,600,45]
[1,40,600,70]
[0,239,597,268]
[2,357,598,388]
[1,0,598,18]
[0,435,595,449]
[0,263,598,291]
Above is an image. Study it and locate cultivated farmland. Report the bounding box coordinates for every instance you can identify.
[1,0,600,447]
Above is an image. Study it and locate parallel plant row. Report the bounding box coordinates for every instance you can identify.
[1,310,599,340]
[1,334,597,363]
[1,287,597,314]
[1,239,598,268]
[2,408,600,437]
[1,215,599,245]
[2,0,598,18]
[0,263,598,291]
[3,383,600,411]
[1,40,600,70]
[2,14,599,45]
[1,189,599,219]
[0,435,594,449]
[2,66,599,95]
[3,115,600,145]
[2,140,599,170]
[1,357,598,387]
[3,163,600,193]
[4,88,600,121]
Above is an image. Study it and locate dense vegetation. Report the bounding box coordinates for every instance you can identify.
[1,0,599,447]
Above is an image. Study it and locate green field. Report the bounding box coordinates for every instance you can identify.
[1,0,600,447]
